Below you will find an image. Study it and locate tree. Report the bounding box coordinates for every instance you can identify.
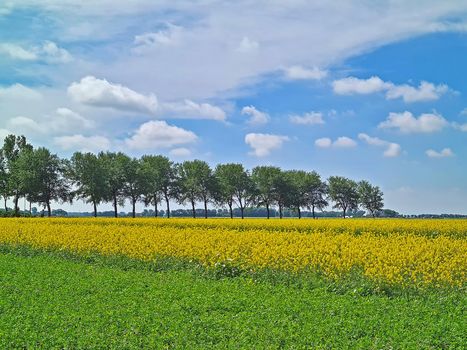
[142,155,177,218]
[251,166,281,219]
[272,172,292,219]
[0,151,8,211]
[328,176,359,218]
[305,171,328,219]
[122,157,146,218]
[20,148,71,217]
[215,163,253,219]
[68,152,107,217]
[2,135,33,215]
[358,180,384,218]
[99,152,128,218]
[177,160,215,219]
[140,155,165,217]
[284,170,310,219]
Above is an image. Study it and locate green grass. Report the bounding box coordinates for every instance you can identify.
[0,249,465,349]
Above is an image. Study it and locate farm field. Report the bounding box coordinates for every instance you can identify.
[0,218,466,348]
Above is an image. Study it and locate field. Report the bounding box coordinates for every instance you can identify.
[0,218,466,348]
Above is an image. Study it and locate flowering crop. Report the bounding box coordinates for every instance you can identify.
[1,218,465,287]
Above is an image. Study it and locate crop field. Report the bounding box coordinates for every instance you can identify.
[0,218,466,348]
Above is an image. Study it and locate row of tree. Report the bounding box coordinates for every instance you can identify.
[0,134,384,218]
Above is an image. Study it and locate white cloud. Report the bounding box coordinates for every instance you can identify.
[169,147,192,157]
[241,106,269,125]
[0,41,72,63]
[333,76,448,102]
[426,148,454,158]
[358,133,401,157]
[385,81,448,102]
[289,112,324,125]
[314,137,332,148]
[54,134,111,153]
[161,99,226,121]
[245,133,288,157]
[237,37,259,52]
[315,136,356,149]
[283,66,327,80]
[8,116,45,134]
[133,24,183,53]
[378,111,448,134]
[125,120,197,150]
[0,84,42,100]
[68,76,158,114]
[54,107,95,130]
[0,129,12,142]
[332,76,391,95]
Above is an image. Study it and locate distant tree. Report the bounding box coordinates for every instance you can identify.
[251,166,281,219]
[272,172,292,219]
[215,163,253,219]
[358,180,384,218]
[68,152,107,217]
[178,160,215,219]
[20,148,71,217]
[305,171,328,219]
[144,155,177,218]
[2,135,33,215]
[284,170,311,219]
[122,157,146,218]
[99,152,128,218]
[140,155,165,217]
[328,176,359,218]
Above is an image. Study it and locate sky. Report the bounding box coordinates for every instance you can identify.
[1,0,467,214]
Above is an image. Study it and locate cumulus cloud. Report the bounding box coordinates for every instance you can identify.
[0,41,72,63]
[241,106,269,125]
[426,148,454,158]
[332,76,391,95]
[358,133,401,157]
[245,133,288,157]
[68,76,158,114]
[289,112,324,125]
[332,76,448,102]
[315,136,357,149]
[161,100,226,121]
[283,66,327,80]
[378,111,448,134]
[125,120,197,150]
[53,135,111,153]
[169,147,192,157]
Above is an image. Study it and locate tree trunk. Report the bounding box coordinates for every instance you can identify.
[4,197,7,211]
[132,197,136,218]
[266,203,270,219]
[228,202,233,219]
[240,206,244,219]
[312,205,316,219]
[29,201,32,215]
[47,201,51,217]
[297,207,301,219]
[113,195,118,218]
[279,203,283,219]
[191,200,196,218]
[204,199,208,219]
[165,195,170,218]
[14,195,19,216]
[154,199,158,218]
[93,200,97,218]
[343,207,346,219]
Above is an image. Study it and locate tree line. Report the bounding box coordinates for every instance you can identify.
[0,134,384,218]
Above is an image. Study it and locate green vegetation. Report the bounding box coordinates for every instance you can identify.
[0,247,464,349]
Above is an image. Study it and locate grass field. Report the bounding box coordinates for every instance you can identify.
[0,218,465,349]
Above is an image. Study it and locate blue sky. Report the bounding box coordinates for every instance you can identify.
[1,1,467,214]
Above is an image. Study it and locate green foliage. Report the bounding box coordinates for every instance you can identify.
[0,247,464,349]
[358,180,384,217]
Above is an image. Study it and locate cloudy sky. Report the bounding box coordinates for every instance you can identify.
[1,1,467,214]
